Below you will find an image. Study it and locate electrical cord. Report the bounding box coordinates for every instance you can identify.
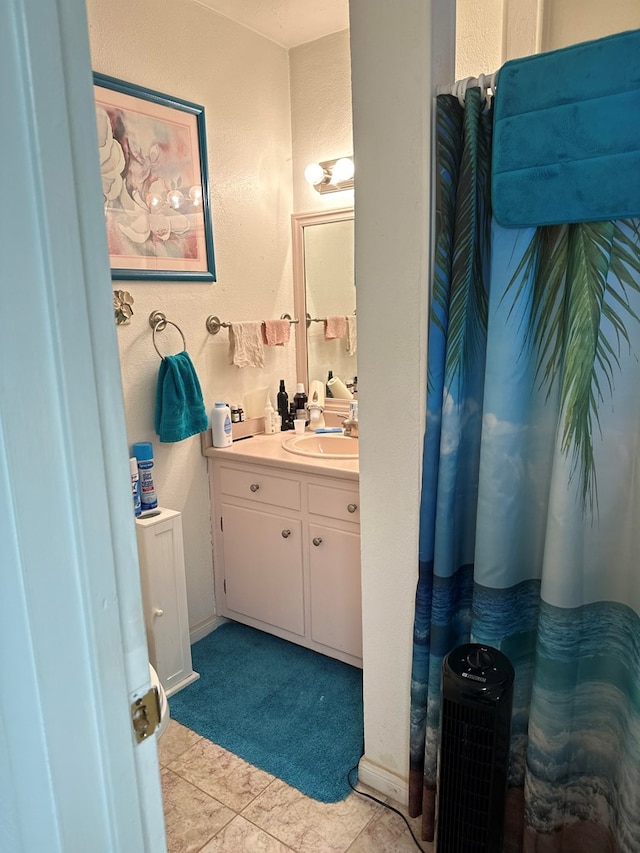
[346,763,430,852]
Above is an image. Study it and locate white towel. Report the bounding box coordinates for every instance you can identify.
[346,315,357,356]
[228,321,265,368]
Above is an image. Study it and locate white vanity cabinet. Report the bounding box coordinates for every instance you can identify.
[208,454,362,667]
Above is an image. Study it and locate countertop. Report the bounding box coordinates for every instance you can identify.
[203,431,359,481]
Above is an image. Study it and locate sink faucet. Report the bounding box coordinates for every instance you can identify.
[338,409,359,438]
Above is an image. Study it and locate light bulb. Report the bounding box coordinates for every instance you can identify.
[167,189,184,209]
[145,192,163,210]
[304,163,325,186]
[330,157,354,184]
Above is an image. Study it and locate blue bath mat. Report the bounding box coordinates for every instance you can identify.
[168,621,364,802]
[492,28,640,227]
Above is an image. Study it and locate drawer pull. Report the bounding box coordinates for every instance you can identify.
[312,537,323,546]
[347,503,358,513]
[153,608,164,618]
[249,483,260,492]
[281,529,292,539]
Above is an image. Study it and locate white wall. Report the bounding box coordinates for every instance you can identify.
[289,30,353,213]
[349,0,455,800]
[87,0,297,635]
[542,0,640,51]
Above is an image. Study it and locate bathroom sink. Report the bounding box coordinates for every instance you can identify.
[283,433,359,459]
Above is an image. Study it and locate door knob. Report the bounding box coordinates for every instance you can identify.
[281,529,291,538]
[312,537,323,546]
[153,608,164,618]
[347,503,358,513]
[250,483,260,492]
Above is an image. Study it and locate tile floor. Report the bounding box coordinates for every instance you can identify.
[158,718,433,853]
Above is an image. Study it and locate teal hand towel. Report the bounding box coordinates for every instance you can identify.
[492,28,640,227]
[154,351,208,443]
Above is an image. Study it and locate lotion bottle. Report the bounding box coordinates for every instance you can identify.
[263,399,277,435]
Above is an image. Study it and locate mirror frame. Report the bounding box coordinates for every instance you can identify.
[291,206,355,412]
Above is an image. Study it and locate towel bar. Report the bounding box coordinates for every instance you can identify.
[205,313,299,335]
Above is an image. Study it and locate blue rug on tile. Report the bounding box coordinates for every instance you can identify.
[168,621,364,802]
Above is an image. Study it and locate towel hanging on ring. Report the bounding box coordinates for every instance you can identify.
[155,351,208,442]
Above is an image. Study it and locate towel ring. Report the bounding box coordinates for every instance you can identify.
[149,311,186,359]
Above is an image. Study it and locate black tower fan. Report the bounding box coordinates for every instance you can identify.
[435,643,514,853]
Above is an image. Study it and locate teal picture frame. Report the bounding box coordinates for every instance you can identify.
[93,73,216,282]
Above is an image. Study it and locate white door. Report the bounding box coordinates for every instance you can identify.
[0,0,166,850]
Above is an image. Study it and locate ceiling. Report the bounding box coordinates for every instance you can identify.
[192,0,350,48]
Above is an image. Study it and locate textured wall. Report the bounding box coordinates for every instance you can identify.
[290,30,353,213]
[86,0,296,633]
[542,0,640,51]
[456,0,505,78]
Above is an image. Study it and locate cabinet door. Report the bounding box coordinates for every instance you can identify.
[308,522,362,659]
[136,513,197,696]
[222,503,304,636]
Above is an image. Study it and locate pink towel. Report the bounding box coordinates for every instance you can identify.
[228,321,265,368]
[262,319,291,346]
[324,316,347,340]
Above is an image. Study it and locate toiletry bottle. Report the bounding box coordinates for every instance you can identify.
[326,370,334,397]
[230,405,240,424]
[130,457,141,517]
[277,379,289,431]
[211,402,233,447]
[263,399,277,435]
[132,442,157,512]
[293,382,308,416]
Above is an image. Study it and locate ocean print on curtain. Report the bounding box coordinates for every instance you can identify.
[409,86,640,852]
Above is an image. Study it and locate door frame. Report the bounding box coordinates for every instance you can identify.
[0,0,166,849]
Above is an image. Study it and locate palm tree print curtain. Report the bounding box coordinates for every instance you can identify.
[409,87,640,852]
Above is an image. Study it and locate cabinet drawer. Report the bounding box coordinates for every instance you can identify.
[218,465,301,511]
[308,483,360,523]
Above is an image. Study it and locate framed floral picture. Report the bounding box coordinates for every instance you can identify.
[93,73,216,281]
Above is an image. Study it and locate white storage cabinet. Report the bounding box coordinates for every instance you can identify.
[209,460,362,667]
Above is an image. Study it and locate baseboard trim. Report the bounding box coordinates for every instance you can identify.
[357,755,408,806]
[190,615,227,644]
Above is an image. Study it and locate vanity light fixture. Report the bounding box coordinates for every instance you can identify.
[304,157,354,194]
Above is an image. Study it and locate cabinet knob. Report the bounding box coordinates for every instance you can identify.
[312,537,323,546]
[153,608,164,618]
[250,483,260,492]
[347,503,358,513]
[281,529,291,538]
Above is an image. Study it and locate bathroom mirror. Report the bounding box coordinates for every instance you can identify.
[292,207,355,409]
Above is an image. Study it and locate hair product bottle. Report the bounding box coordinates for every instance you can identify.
[326,370,334,397]
[277,380,289,431]
[130,457,142,517]
[132,442,158,512]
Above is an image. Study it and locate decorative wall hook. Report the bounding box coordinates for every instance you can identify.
[114,290,134,325]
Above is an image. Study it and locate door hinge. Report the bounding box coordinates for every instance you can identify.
[131,686,160,744]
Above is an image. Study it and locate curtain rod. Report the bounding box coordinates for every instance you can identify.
[436,71,498,102]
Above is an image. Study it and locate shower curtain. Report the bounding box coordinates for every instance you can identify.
[409,87,640,852]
